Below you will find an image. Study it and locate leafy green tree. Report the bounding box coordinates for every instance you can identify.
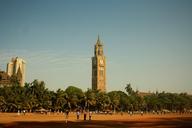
[118,91,130,111]
[108,91,120,112]
[95,91,110,112]
[65,86,84,110]
[10,74,20,86]
[84,89,96,110]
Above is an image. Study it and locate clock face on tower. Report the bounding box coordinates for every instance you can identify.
[100,59,104,65]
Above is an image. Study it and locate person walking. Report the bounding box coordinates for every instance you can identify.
[65,110,69,124]
[76,110,80,120]
[89,111,92,120]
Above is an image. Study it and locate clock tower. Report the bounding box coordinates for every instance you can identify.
[92,36,106,92]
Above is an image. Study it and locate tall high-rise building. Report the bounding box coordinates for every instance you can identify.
[7,57,26,86]
[92,36,106,92]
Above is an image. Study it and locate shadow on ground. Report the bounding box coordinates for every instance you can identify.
[0,117,192,128]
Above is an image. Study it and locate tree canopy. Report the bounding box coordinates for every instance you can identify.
[0,81,191,113]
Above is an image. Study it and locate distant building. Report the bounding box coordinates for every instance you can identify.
[138,91,152,97]
[7,57,26,86]
[0,70,11,87]
[92,36,106,92]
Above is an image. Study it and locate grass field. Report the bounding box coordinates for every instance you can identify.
[0,112,192,128]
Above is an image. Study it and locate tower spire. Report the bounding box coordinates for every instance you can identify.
[96,35,101,45]
[97,35,100,41]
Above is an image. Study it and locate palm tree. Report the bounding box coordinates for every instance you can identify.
[53,89,67,111]
[125,83,134,96]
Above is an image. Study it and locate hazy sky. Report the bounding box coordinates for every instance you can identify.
[0,0,192,93]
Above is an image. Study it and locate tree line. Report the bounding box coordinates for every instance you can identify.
[0,80,191,113]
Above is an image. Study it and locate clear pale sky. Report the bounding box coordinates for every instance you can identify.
[0,0,192,93]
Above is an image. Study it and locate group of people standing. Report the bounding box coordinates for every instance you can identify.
[77,110,92,121]
[65,110,92,121]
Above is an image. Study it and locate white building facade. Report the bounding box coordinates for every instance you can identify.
[7,57,26,86]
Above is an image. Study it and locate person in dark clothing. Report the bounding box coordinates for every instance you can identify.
[84,111,87,120]
[66,110,69,119]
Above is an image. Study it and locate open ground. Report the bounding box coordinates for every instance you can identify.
[0,113,192,128]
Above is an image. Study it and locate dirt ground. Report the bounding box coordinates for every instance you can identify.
[0,112,191,128]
